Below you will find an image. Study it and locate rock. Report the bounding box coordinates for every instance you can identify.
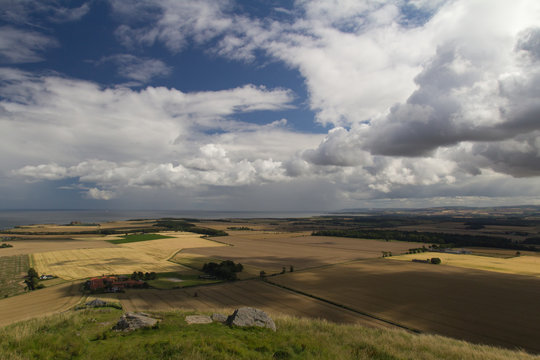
[185,315,212,325]
[85,299,108,307]
[113,312,159,331]
[211,313,228,323]
[226,307,276,331]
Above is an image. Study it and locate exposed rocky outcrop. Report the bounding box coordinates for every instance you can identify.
[113,312,159,331]
[226,307,276,331]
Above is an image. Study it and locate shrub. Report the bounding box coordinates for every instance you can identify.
[430,257,441,264]
[202,260,243,280]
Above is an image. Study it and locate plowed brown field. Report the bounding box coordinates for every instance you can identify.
[118,279,393,329]
[269,258,540,353]
[175,233,425,273]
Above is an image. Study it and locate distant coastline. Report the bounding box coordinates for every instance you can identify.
[0,209,326,230]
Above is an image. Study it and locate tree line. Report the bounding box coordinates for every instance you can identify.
[312,229,537,251]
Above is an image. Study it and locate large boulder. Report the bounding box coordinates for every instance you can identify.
[211,313,228,323]
[113,312,159,331]
[226,307,276,331]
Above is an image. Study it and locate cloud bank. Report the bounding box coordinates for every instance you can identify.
[1,0,540,209]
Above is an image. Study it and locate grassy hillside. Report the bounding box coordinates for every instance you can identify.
[0,308,537,360]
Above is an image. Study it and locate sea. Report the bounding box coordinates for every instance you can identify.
[0,209,327,231]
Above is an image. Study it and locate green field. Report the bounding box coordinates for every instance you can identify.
[147,273,220,289]
[106,233,173,244]
[0,255,29,298]
[0,308,537,360]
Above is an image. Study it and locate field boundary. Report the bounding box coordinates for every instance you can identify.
[264,278,422,333]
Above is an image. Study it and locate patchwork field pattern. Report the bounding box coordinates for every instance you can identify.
[175,233,427,274]
[269,258,540,353]
[390,253,540,277]
[31,232,224,280]
[32,248,185,280]
[118,279,393,329]
[120,232,225,260]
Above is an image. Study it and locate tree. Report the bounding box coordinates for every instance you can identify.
[430,257,441,264]
[25,268,40,290]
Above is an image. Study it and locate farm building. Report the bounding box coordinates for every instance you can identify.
[85,276,146,292]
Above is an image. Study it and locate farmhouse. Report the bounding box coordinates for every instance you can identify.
[85,276,146,292]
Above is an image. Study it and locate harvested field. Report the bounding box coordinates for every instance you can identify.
[120,232,225,260]
[118,279,394,329]
[32,247,186,280]
[464,247,540,258]
[0,255,29,297]
[0,238,116,256]
[0,282,81,327]
[174,233,426,274]
[269,259,540,353]
[390,253,540,277]
[31,232,223,280]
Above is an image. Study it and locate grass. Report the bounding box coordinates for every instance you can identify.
[0,308,538,360]
[0,255,29,298]
[106,233,173,244]
[147,273,221,289]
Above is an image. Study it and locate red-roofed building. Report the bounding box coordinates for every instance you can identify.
[85,276,146,292]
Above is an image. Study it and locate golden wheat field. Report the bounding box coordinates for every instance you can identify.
[0,282,81,327]
[31,232,225,280]
[32,247,185,280]
[0,239,117,256]
[389,253,540,277]
[119,232,225,260]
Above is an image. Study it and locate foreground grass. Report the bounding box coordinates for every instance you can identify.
[106,234,173,244]
[0,255,29,298]
[0,309,538,360]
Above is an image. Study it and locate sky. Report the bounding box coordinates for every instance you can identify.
[1,0,540,211]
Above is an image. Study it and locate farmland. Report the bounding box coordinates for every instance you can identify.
[32,247,186,280]
[173,232,426,274]
[390,252,540,276]
[0,282,81,327]
[0,255,29,297]
[31,232,224,280]
[269,258,540,353]
[118,279,392,329]
[0,208,539,356]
